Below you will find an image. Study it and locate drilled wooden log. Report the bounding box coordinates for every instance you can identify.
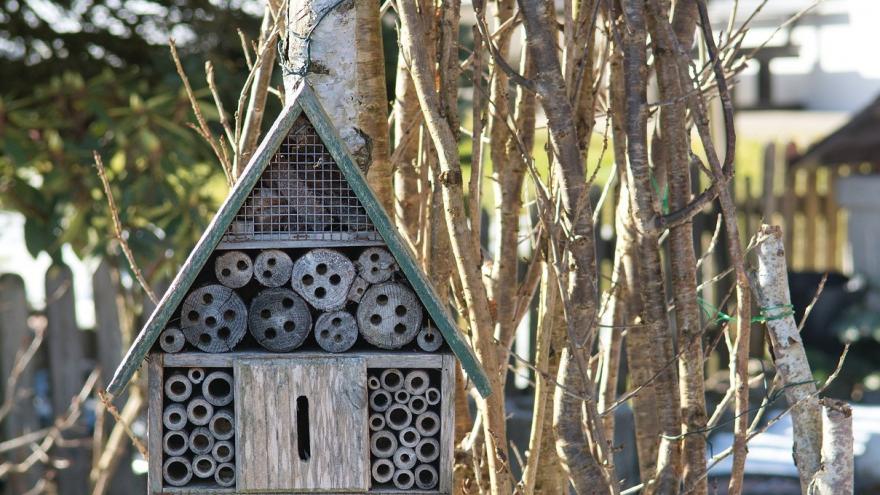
[192,455,217,479]
[186,398,214,426]
[367,375,381,390]
[408,395,428,415]
[212,440,234,463]
[164,373,192,402]
[369,389,392,412]
[357,247,397,283]
[215,462,236,488]
[163,404,187,431]
[202,371,234,407]
[424,387,440,406]
[370,431,398,458]
[291,249,356,310]
[314,311,358,353]
[159,327,185,353]
[189,427,215,455]
[416,324,443,352]
[163,430,189,457]
[371,459,394,484]
[392,469,415,490]
[399,427,421,448]
[385,404,412,431]
[180,285,247,353]
[404,370,429,396]
[254,250,293,287]
[379,369,404,392]
[187,367,205,384]
[356,283,423,349]
[414,464,439,490]
[248,288,311,352]
[415,411,439,437]
[416,438,440,463]
[347,276,369,303]
[394,389,410,405]
[214,251,253,288]
[369,413,386,431]
[162,456,192,487]
[209,409,235,440]
[393,446,417,470]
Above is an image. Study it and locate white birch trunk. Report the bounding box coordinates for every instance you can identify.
[809,399,854,495]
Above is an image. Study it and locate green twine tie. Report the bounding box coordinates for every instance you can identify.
[697,297,794,324]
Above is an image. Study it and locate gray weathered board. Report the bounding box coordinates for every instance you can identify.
[235,357,369,491]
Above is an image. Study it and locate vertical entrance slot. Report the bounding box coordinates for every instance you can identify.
[296,396,311,461]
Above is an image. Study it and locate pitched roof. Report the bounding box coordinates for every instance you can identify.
[107,82,491,398]
[793,94,880,167]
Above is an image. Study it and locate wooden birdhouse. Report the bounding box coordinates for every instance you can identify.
[107,83,491,494]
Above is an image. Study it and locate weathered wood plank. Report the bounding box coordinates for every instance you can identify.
[235,357,368,491]
[439,355,455,494]
[0,274,40,495]
[45,264,89,495]
[148,354,164,494]
[164,351,444,369]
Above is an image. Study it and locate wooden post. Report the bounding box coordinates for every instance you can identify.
[761,142,777,221]
[825,168,839,271]
[783,142,799,267]
[805,167,819,270]
[92,260,144,494]
[45,264,89,495]
[0,274,41,494]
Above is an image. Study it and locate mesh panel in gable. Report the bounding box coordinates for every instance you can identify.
[224,116,380,243]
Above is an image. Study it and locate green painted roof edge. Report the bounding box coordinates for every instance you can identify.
[107,82,492,399]
[296,84,491,397]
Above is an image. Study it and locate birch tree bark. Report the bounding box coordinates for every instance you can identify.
[809,399,854,495]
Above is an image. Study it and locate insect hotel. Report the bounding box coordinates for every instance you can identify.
[107,83,491,494]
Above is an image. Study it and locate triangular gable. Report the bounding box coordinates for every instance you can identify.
[107,82,491,398]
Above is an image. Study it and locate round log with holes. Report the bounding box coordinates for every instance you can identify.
[370,430,397,458]
[254,250,293,287]
[163,456,193,487]
[180,285,247,353]
[192,454,217,479]
[248,288,311,352]
[356,247,396,283]
[163,430,189,457]
[164,373,192,402]
[212,440,234,463]
[159,327,185,353]
[214,251,253,288]
[291,248,356,310]
[163,404,187,431]
[186,398,214,426]
[215,462,236,487]
[416,324,443,352]
[189,427,215,455]
[202,371,234,407]
[314,311,358,353]
[347,276,369,303]
[209,409,235,440]
[415,464,439,490]
[356,282,423,349]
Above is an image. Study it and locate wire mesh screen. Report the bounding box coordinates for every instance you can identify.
[223,116,380,243]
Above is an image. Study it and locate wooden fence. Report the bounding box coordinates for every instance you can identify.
[0,261,148,495]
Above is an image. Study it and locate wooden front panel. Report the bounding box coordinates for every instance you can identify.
[235,357,368,492]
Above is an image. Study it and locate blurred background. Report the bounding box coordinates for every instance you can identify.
[3,0,880,493]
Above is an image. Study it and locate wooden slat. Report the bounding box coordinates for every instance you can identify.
[783,143,798,266]
[804,168,819,270]
[235,357,368,491]
[0,274,40,494]
[148,354,163,494]
[825,169,839,271]
[761,142,777,220]
[164,351,445,369]
[45,264,89,495]
[439,354,455,494]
